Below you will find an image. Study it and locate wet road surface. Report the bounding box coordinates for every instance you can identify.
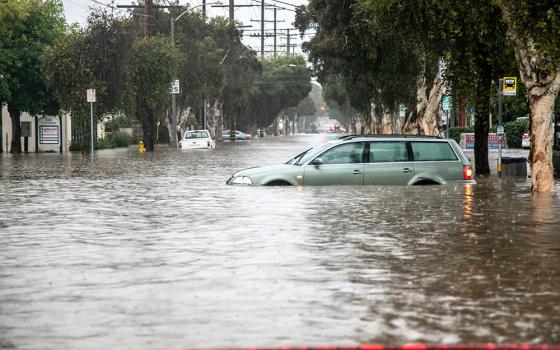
[1,134,560,349]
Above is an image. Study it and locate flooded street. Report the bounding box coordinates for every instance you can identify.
[1,134,560,349]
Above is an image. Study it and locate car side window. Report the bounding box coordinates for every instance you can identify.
[411,142,458,161]
[318,142,364,165]
[369,142,409,163]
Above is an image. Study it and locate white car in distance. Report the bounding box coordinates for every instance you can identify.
[179,130,215,150]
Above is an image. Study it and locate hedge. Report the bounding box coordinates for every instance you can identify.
[447,118,528,148]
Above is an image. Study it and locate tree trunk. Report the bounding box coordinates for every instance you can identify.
[141,111,156,152]
[528,90,558,191]
[474,74,492,175]
[501,5,560,192]
[404,64,445,136]
[419,77,446,136]
[380,109,393,134]
[7,105,22,154]
[81,112,89,157]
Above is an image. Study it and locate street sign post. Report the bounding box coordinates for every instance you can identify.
[170,80,180,148]
[498,76,516,177]
[86,89,96,160]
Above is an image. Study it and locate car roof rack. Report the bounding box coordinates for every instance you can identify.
[338,134,445,140]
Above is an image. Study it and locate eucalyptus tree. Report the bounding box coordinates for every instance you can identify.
[247,56,312,131]
[496,0,560,192]
[0,0,65,153]
[209,19,261,134]
[131,36,179,151]
[295,0,433,135]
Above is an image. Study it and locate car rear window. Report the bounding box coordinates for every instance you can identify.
[369,142,408,162]
[185,131,209,139]
[411,142,458,161]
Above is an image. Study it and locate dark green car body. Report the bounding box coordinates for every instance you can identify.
[227,135,476,186]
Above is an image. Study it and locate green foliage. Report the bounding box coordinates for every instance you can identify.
[0,0,65,152]
[447,126,474,144]
[248,56,312,129]
[504,118,529,148]
[131,36,178,151]
[0,0,65,113]
[496,0,560,70]
[101,131,132,148]
[105,115,135,132]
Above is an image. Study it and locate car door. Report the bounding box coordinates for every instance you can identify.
[303,142,365,185]
[410,141,463,182]
[363,141,415,185]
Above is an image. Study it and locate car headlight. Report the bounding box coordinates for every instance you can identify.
[230,176,253,185]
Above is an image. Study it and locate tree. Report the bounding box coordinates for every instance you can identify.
[0,0,65,153]
[247,56,312,131]
[497,0,560,192]
[42,27,98,155]
[131,36,178,151]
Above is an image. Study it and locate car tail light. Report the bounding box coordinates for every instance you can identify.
[207,141,211,148]
[463,165,474,180]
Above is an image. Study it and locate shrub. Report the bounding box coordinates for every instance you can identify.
[105,131,131,148]
[95,138,112,150]
[504,118,529,148]
[69,141,82,151]
[447,126,474,144]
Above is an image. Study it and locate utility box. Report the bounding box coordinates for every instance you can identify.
[502,157,528,177]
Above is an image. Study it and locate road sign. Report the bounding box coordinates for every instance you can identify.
[86,89,96,103]
[497,125,504,135]
[503,77,517,96]
[442,96,451,111]
[170,79,180,94]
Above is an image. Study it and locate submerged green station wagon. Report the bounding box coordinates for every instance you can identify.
[227,135,475,186]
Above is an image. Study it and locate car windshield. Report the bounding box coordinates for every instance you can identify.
[285,142,334,166]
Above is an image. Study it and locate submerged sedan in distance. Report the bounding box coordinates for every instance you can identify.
[222,130,252,141]
[227,135,476,186]
[179,130,215,149]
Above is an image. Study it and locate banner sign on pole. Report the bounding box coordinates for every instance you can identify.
[503,77,517,96]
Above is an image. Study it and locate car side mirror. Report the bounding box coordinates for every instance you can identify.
[312,158,323,166]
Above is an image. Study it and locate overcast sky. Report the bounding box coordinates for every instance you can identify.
[62,0,312,56]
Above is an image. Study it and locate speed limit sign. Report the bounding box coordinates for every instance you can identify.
[170,80,180,94]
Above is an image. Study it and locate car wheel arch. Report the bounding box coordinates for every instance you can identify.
[264,179,293,186]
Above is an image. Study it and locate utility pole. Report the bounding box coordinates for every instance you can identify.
[118,1,182,37]
[286,28,290,56]
[203,0,207,19]
[229,0,234,24]
[261,0,265,58]
[273,8,277,57]
[144,0,152,36]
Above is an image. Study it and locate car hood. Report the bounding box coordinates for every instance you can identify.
[234,164,296,177]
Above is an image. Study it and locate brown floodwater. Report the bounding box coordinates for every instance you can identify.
[1,134,559,350]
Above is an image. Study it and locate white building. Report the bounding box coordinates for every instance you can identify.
[1,106,72,153]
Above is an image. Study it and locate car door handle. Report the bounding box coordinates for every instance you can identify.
[402,168,413,174]
[353,170,362,175]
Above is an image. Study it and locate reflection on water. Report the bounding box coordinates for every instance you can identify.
[1,135,560,349]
